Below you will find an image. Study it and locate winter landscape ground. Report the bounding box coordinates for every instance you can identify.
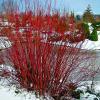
[0,32,100,100]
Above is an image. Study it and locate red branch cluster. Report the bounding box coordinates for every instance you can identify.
[0,0,98,99]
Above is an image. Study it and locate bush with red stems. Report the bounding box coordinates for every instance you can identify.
[0,0,99,99]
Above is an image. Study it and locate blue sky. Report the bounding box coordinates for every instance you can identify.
[0,0,100,14]
[55,0,100,14]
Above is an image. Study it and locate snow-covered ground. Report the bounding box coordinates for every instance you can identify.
[0,86,39,100]
[81,31,100,50]
[0,81,100,100]
[0,32,100,100]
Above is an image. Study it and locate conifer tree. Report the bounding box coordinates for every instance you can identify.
[83,4,95,23]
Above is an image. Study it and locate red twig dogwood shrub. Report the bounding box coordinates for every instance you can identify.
[0,0,98,99]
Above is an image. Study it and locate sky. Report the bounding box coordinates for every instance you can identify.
[56,0,100,14]
[0,0,100,14]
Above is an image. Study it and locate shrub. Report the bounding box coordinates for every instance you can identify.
[0,0,98,99]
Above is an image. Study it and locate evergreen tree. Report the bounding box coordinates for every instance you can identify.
[83,4,95,23]
[76,15,81,21]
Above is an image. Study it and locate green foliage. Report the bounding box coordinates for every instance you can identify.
[76,15,81,21]
[92,22,100,30]
[83,23,90,37]
[83,5,95,23]
[82,22,100,41]
[88,29,98,41]
[89,22,100,41]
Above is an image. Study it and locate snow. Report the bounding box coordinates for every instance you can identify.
[0,86,38,100]
[0,31,100,50]
[76,81,100,100]
[81,31,100,50]
[0,31,100,99]
[0,37,12,49]
[80,93,97,100]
